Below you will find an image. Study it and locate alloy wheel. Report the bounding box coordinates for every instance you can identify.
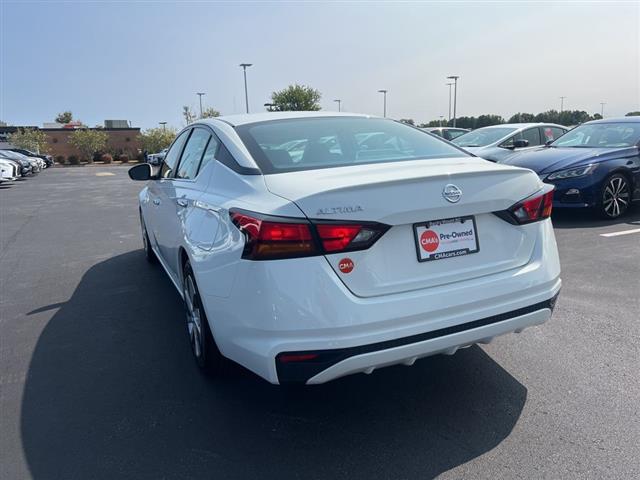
[602,176,630,218]
[184,275,203,360]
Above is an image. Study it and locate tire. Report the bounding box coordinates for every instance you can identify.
[140,212,157,264]
[182,262,227,375]
[597,173,631,219]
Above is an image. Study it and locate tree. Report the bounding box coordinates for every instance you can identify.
[7,128,50,153]
[475,114,504,128]
[625,111,640,117]
[55,111,73,124]
[200,107,220,119]
[270,84,321,111]
[183,106,196,124]
[508,113,536,123]
[68,129,108,163]
[138,127,177,153]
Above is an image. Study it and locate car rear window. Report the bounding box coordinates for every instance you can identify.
[235,117,468,174]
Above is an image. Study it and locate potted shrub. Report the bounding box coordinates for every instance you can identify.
[101,153,113,164]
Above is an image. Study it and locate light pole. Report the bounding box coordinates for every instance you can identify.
[239,63,252,113]
[600,102,606,117]
[439,115,444,127]
[196,92,205,117]
[378,89,388,117]
[559,96,566,112]
[159,121,167,131]
[446,82,454,122]
[333,99,342,112]
[446,76,459,127]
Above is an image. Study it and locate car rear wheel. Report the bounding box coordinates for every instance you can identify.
[182,262,227,375]
[598,173,630,219]
[140,213,157,264]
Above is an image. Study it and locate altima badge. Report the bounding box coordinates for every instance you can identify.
[442,184,462,203]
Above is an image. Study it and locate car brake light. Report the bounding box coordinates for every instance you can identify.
[230,209,389,260]
[494,186,555,225]
[230,211,316,260]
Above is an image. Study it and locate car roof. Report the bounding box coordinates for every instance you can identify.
[479,123,565,129]
[200,111,373,127]
[585,117,640,124]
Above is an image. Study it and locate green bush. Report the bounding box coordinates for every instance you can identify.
[101,153,113,164]
[68,155,80,165]
[55,155,65,165]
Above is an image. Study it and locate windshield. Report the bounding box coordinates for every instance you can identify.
[0,150,24,160]
[552,122,640,148]
[452,127,518,147]
[236,117,468,173]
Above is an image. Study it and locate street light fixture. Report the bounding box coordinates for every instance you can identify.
[333,99,342,112]
[378,89,388,117]
[239,63,253,114]
[445,82,454,122]
[446,76,459,127]
[159,121,167,131]
[439,115,444,127]
[196,92,206,117]
[559,96,566,112]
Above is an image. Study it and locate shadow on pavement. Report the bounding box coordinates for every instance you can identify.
[552,203,640,229]
[22,251,526,480]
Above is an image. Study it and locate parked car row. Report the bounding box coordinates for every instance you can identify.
[0,148,53,183]
[146,148,168,165]
[452,118,640,218]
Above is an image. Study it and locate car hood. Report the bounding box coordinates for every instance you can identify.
[500,146,639,174]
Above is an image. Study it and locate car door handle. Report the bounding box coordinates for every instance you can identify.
[152,199,161,206]
[176,198,189,208]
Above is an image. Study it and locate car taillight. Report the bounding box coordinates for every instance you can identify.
[230,209,389,260]
[495,186,555,225]
[230,211,316,260]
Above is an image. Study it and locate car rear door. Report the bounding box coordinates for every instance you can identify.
[153,126,213,276]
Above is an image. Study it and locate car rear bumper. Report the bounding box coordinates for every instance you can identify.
[199,219,561,384]
[279,296,558,384]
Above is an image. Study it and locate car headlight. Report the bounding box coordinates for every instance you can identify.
[546,164,598,181]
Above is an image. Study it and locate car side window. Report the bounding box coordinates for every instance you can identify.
[161,130,190,178]
[199,135,221,173]
[521,128,541,146]
[175,128,211,180]
[550,127,566,141]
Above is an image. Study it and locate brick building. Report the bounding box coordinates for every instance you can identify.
[0,122,142,161]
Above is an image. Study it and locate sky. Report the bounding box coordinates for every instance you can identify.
[1,1,639,130]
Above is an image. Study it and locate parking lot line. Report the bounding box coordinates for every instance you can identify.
[599,228,640,237]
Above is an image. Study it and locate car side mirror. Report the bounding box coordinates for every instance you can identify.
[513,139,530,148]
[128,163,156,181]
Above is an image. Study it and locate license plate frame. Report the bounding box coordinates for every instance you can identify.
[413,215,480,263]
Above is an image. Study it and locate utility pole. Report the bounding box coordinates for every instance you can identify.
[447,76,459,127]
[333,99,342,112]
[559,96,566,112]
[600,102,606,117]
[446,82,454,122]
[239,63,252,113]
[196,92,205,117]
[378,89,388,117]
[159,121,167,131]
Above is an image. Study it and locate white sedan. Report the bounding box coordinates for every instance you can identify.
[129,112,561,385]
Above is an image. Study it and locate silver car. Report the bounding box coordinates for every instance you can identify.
[452,123,568,162]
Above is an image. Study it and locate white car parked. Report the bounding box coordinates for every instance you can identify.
[0,158,20,182]
[129,112,561,385]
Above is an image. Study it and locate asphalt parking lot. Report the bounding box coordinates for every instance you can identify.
[1,167,639,480]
